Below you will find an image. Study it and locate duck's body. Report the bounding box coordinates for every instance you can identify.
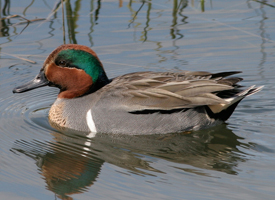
[48,71,223,134]
[13,44,263,135]
[49,89,215,134]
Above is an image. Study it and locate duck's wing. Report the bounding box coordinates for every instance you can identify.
[107,71,256,112]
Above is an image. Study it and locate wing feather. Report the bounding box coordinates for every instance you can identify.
[105,71,242,112]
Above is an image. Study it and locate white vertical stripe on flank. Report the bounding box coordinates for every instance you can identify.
[86,109,97,134]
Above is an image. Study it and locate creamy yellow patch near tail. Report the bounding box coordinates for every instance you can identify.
[208,96,241,113]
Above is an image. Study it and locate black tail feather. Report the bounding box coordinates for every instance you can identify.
[205,100,241,121]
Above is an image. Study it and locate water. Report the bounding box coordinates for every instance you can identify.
[0,0,275,199]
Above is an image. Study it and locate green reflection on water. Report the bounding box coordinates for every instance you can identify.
[11,124,256,199]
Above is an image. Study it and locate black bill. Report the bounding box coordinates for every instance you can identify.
[13,70,49,93]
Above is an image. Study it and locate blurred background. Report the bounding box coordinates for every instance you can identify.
[0,0,274,200]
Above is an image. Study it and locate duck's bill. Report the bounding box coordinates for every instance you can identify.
[13,70,49,93]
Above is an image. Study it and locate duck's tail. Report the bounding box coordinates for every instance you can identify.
[206,85,264,121]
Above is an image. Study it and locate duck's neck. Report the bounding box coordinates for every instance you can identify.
[86,70,111,95]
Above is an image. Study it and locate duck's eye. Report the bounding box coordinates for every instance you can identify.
[58,60,67,67]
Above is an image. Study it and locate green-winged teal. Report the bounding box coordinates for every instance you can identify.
[13,44,263,135]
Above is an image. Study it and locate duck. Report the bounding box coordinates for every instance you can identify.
[13,44,263,135]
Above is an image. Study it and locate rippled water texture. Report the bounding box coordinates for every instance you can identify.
[0,0,275,199]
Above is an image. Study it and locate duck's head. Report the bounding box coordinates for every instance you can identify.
[13,44,109,98]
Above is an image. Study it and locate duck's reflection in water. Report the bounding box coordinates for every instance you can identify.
[12,124,252,199]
